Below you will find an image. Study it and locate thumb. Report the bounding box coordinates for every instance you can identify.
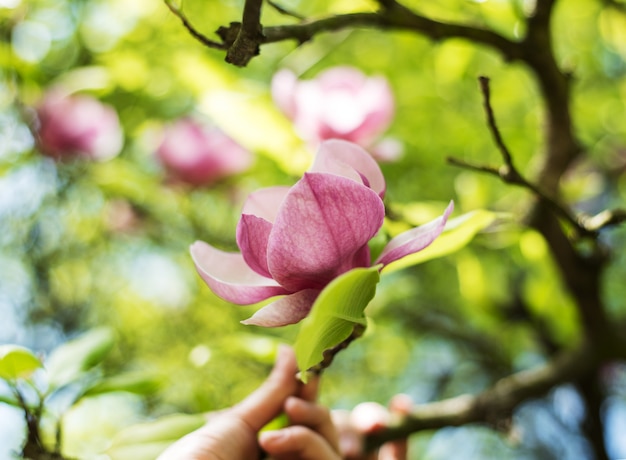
[231,345,300,431]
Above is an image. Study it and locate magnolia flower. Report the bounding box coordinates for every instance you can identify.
[271,67,401,161]
[191,140,453,327]
[36,90,123,161]
[156,118,252,186]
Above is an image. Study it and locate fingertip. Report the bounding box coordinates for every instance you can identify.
[275,344,295,369]
[389,394,412,415]
[259,429,285,448]
[351,402,389,432]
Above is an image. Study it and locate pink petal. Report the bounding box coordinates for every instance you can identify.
[157,120,251,186]
[237,214,273,278]
[369,137,404,162]
[190,241,289,304]
[267,173,385,292]
[241,186,290,223]
[236,187,291,278]
[310,140,386,197]
[271,69,298,119]
[241,289,320,327]
[375,201,454,267]
[346,76,395,145]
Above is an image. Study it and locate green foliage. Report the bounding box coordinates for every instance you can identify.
[0,330,161,458]
[294,266,380,380]
[383,208,500,273]
[0,345,43,381]
[2,0,625,458]
[46,328,115,389]
[104,413,206,460]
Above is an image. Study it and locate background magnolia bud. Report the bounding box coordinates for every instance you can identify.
[36,91,123,161]
[155,118,253,186]
[271,66,400,161]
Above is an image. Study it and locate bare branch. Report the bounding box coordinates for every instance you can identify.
[366,339,602,450]
[164,1,227,50]
[262,6,523,63]
[581,209,626,232]
[449,77,591,238]
[225,0,264,66]
[266,0,306,20]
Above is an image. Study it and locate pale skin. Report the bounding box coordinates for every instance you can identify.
[157,345,410,460]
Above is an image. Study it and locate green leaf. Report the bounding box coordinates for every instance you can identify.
[46,328,115,389]
[82,372,161,397]
[382,209,500,273]
[294,266,380,380]
[0,345,42,381]
[0,394,20,407]
[105,413,206,459]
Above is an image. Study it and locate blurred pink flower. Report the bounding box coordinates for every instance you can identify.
[156,119,253,186]
[36,91,123,161]
[191,140,452,327]
[272,67,401,161]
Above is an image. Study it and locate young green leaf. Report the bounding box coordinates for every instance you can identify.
[382,209,499,273]
[0,345,42,381]
[82,372,161,397]
[46,328,115,389]
[294,266,380,379]
[105,413,206,460]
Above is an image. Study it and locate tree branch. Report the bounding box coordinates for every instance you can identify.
[164,1,227,50]
[365,339,604,450]
[225,0,264,66]
[262,6,523,63]
[449,77,591,238]
[167,1,524,65]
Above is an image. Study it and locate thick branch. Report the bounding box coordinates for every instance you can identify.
[262,6,523,62]
[225,0,264,66]
[366,340,601,450]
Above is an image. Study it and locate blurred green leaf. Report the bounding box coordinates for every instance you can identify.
[0,345,42,381]
[105,413,206,459]
[46,328,115,389]
[382,209,500,273]
[294,266,380,380]
[82,372,161,397]
[0,394,20,407]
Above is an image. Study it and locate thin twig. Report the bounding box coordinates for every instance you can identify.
[478,76,514,167]
[448,77,593,238]
[163,1,227,50]
[299,324,366,381]
[266,0,306,20]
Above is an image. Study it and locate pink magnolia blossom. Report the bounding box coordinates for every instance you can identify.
[36,91,123,161]
[156,119,252,186]
[272,67,401,161]
[191,140,453,327]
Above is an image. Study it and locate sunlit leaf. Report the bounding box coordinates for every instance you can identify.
[82,372,161,397]
[294,266,380,380]
[382,210,500,273]
[0,394,20,407]
[0,345,42,381]
[106,413,206,459]
[46,328,115,389]
[106,443,174,460]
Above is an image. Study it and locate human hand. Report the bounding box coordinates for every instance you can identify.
[332,394,412,460]
[157,345,301,460]
[259,390,411,460]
